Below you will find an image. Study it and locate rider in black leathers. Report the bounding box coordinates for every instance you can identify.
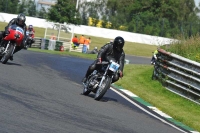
[82,36,125,83]
[0,13,27,61]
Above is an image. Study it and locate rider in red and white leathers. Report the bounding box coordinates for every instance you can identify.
[0,13,27,60]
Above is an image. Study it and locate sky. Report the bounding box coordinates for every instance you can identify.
[195,0,200,7]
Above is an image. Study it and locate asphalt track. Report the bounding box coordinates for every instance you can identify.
[0,50,190,133]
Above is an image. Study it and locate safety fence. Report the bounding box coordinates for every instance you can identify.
[32,37,72,51]
[153,49,200,105]
[32,37,87,53]
[31,37,42,48]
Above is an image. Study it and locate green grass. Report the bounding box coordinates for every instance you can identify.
[1,21,200,132]
[116,64,200,131]
[164,35,200,62]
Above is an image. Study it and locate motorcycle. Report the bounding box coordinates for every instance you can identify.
[0,24,24,64]
[152,61,159,80]
[82,60,120,101]
[24,30,34,49]
[151,53,157,65]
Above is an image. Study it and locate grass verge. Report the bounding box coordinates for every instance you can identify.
[116,64,200,132]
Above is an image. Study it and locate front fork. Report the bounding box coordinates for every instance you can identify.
[2,41,16,56]
[98,66,109,87]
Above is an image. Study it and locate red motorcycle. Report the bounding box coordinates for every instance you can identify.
[0,24,24,64]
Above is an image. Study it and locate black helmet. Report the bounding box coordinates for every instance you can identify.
[17,13,26,25]
[113,36,125,51]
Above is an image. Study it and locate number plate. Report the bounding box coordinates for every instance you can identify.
[16,27,24,34]
[109,62,120,72]
[26,31,29,35]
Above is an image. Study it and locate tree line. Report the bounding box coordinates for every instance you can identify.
[1,0,200,38]
[77,0,200,38]
[48,0,200,38]
[0,0,47,18]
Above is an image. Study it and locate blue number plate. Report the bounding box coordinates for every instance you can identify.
[109,62,120,72]
[16,27,24,34]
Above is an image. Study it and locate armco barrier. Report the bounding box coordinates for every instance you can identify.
[31,37,42,48]
[32,38,71,51]
[153,49,200,105]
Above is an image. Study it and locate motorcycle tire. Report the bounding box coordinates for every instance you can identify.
[94,76,111,101]
[152,67,159,80]
[1,44,14,64]
[152,69,157,80]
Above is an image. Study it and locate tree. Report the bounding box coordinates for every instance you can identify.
[0,0,19,13]
[104,0,200,37]
[18,0,26,14]
[37,7,47,19]
[27,0,37,17]
[0,1,4,12]
[47,0,81,24]
[77,0,200,37]
[78,0,107,26]
[8,0,19,14]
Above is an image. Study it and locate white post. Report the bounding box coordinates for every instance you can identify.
[44,26,47,39]
[58,24,61,41]
[70,0,79,52]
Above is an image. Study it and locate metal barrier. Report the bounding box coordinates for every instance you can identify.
[152,49,200,105]
[31,37,71,51]
[32,37,86,53]
[31,37,42,48]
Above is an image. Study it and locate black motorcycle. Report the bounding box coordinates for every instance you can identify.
[82,60,120,101]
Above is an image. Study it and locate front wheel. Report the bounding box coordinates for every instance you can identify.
[94,76,111,101]
[83,85,91,95]
[1,44,14,64]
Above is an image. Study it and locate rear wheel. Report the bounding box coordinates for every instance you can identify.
[1,44,14,64]
[152,69,158,80]
[94,76,111,101]
[152,65,159,80]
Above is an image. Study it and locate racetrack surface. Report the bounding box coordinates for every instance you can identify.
[0,50,185,133]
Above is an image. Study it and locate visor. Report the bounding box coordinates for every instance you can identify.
[18,20,23,25]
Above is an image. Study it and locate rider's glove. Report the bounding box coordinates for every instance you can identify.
[4,30,10,36]
[97,58,101,63]
[119,70,123,78]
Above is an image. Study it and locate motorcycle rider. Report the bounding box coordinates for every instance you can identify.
[26,25,35,47]
[0,13,27,61]
[82,36,125,83]
[151,47,160,65]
